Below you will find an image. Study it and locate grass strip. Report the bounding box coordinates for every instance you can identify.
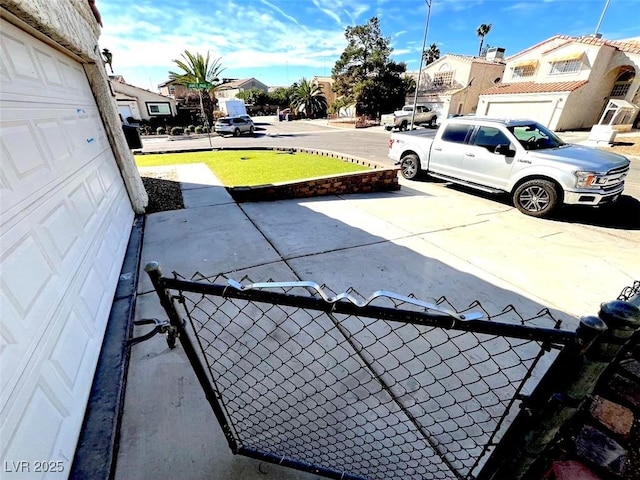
[135,150,369,186]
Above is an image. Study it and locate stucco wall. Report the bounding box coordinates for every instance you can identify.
[2,0,148,212]
[111,80,177,120]
[558,46,617,130]
[466,62,505,113]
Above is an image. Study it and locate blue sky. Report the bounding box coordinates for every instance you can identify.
[98,0,640,91]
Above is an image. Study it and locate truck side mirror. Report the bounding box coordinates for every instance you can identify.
[495,144,515,157]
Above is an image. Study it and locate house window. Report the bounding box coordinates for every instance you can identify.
[549,59,581,75]
[512,65,536,78]
[146,102,171,115]
[433,71,454,87]
[609,70,635,98]
[169,86,176,94]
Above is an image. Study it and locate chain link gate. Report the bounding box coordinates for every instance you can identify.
[143,262,588,480]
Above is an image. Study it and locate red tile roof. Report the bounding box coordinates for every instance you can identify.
[508,34,640,60]
[444,53,506,65]
[609,38,640,54]
[482,80,588,95]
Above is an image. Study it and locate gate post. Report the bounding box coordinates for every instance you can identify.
[144,261,239,453]
[486,300,640,480]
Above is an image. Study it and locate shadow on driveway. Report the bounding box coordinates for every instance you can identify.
[407,177,640,230]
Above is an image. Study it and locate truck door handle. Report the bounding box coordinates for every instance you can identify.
[465,152,475,157]
[434,147,442,151]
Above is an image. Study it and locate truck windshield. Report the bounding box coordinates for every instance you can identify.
[508,123,567,151]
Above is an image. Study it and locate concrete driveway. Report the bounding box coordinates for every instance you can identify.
[110,119,640,480]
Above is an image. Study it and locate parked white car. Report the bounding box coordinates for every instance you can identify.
[388,117,630,217]
[214,116,254,137]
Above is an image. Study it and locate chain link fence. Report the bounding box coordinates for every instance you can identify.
[144,263,588,480]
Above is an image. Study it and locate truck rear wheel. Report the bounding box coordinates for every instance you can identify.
[513,179,559,217]
[400,154,420,180]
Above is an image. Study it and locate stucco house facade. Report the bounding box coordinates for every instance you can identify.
[1,0,146,470]
[407,49,507,120]
[110,75,177,122]
[312,76,337,107]
[215,77,269,99]
[478,35,640,131]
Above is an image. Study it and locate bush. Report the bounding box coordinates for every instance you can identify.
[188,124,196,131]
[156,126,165,135]
[194,126,203,134]
[170,126,184,135]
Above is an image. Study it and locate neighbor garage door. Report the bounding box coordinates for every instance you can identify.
[1,19,134,475]
[485,100,555,126]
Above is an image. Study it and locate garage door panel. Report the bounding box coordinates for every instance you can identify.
[1,18,134,471]
[486,100,554,126]
[50,312,91,389]
[1,28,94,106]
[33,47,65,90]
[0,108,114,219]
[1,189,132,389]
[0,29,44,85]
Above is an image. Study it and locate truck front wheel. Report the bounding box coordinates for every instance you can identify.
[400,154,420,180]
[400,121,408,131]
[513,179,559,217]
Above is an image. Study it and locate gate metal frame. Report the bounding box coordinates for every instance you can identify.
[143,262,607,480]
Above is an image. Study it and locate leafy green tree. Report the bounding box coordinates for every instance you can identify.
[236,88,269,106]
[290,78,328,118]
[423,43,440,66]
[332,17,408,117]
[168,50,225,126]
[267,86,295,109]
[476,24,492,57]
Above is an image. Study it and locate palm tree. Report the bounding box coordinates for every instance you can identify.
[476,23,492,57]
[168,50,225,126]
[423,43,440,66]
[290,78,328,119]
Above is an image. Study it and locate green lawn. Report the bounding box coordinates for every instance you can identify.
[135,150,369,187]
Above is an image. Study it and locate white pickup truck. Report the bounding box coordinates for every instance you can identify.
[381,104,438,131]
[388,117,630,217]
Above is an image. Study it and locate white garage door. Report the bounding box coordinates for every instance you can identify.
[1,19,134,476]
[485,100,555,126]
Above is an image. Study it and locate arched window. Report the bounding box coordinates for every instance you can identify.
[433,63,454,87]
[609,69,635,98]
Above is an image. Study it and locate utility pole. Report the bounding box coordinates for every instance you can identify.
[594,0,611,36]
[410,0,432,131]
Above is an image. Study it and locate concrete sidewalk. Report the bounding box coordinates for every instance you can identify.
[114,160,639,479]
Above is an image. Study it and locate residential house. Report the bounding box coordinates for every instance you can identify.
[215,77,269,99]
[158,78,189,103]
[312,75,337,106]
[1,0,146,471]
[478,35,640,131]
[110,75,177,122]
[408,47,507,120]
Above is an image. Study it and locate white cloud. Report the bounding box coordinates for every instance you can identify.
[259,0,302,25]
[312,0,343,26]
